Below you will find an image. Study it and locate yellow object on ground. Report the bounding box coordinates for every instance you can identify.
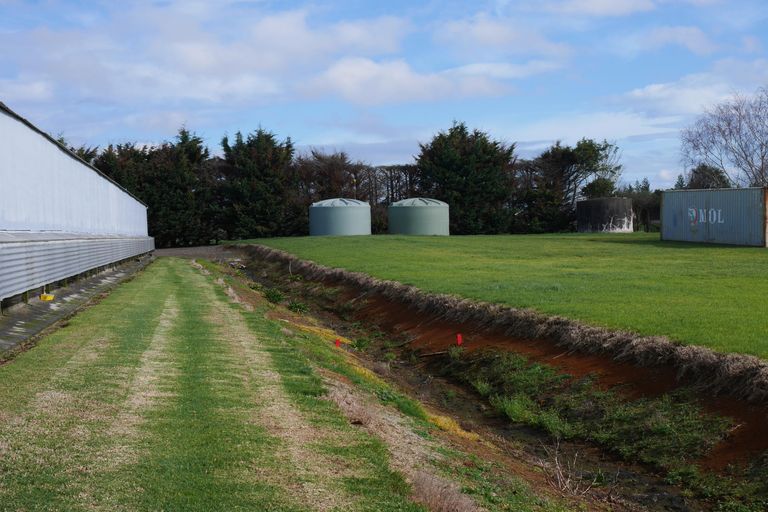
[40,294,55,301]
[294,323,353,344]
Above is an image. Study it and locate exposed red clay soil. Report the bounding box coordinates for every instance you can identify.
[240,245,768,472]
[363,295,680,397]
[353,293,768,471]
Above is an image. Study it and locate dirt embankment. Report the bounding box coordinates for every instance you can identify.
[240,244,768,404]
[239,244,768,472]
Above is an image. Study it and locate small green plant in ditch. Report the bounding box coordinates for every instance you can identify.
[472,378,492,397]
[263,288,284,304]
[351,337,371,351]
[375,388,397,404]
[447,345,464,361]
[490,394,538,424]
[383,351,397,362]
[406,350,421,364]
[287,300,308,314]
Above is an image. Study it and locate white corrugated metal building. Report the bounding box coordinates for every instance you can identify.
[0,101,154,303]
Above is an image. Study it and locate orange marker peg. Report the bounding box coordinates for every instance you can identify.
[335,338,341,347]
[456,333,463,346]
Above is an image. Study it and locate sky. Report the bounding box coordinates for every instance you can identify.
[1,0,767,188]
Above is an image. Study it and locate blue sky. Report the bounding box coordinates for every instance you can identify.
[2,0,767,187]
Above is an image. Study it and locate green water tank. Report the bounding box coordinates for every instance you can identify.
[388,198,449,235]
[309,198,371,236]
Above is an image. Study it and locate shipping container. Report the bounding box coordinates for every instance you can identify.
[661,188,768,247]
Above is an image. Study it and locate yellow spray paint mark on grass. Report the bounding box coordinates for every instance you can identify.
[294,323,353,345]
[347,363,389,388]
[427,413,481,442]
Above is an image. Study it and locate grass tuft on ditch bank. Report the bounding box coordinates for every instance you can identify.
[247,233,768,358]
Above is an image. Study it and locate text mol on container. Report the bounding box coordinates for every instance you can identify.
[688,208,724,225]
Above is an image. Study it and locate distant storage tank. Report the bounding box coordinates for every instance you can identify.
[388,198,449,236]
[661,188,768,247]
[309,198,371,236]
[577,198,633,233]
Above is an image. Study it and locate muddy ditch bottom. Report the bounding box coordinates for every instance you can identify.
[241,257,768,512]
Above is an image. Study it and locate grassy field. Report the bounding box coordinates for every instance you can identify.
[251,233,768,358]
[0,257,564,511]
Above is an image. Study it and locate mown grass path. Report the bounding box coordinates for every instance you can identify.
[0,259,424,511]
[252,233,768,357]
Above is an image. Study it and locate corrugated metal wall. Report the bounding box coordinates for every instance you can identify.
[661,188,768,247]
[0,103,154,302]
[0,235,154,301]
[0,108,148,236]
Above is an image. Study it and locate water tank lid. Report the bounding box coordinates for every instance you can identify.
[311,198,369,207]
[389,197,448,207]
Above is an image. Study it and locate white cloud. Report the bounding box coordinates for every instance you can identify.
[509,110,680,145]
[619,58,768,116]
[435,14,570,58]
[647,26,717,55]
[450,60,563,79]
[539,0,721,17]
[241,11,408,67]
[306,58,506,105]
[678,0,720,5]
[0,77,54,102]
[622,75,732,115]
[657,169,677,182]
[545,0,656,16]
[615,26,717,56]
[140,9,409,79]
[0,7,411,109]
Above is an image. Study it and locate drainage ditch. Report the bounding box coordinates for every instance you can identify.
[239,245,768,511]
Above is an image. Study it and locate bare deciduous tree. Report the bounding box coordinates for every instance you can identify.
[681,86,768,186]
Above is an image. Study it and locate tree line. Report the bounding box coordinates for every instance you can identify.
[68,79,768,248]
[67,122,641,247]
[55,83,768,247]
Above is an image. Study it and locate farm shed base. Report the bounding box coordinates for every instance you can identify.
[0,253,153,358]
